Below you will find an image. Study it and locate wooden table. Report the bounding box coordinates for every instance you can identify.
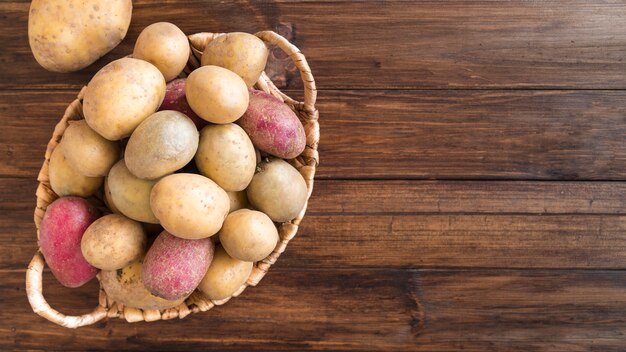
[2,1,625,351]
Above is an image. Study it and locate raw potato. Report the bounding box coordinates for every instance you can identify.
[48,144,103,197]
[62,120,120,177]
[39,197,100,288]
[150,173,229,239]
[81,214,147,270]
[227,191,249,213]
[185,65,249,124]
[201,32,269,87]
[133,22,190,82]
[100,255,185,310]
[195,124,256,191]
[83,58,166,140]
[107,160,159,223]
[28,0,132,72]
[198,246,253,300]
[219,209,278,262]
[125,110,199,179]
[247,158,307,222]
[160,79,207,129]
[238,89,306,159]
[142,231,214,300]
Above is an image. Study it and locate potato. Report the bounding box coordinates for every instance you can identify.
[39,197,101,287]
[238,89,306,159]
[107,160,159,223]
[133,22,190,82]
[48,144,103,197]
[160,79,207,129]
[61,120,120,177]
[185,65,249,124]
[100,255,185,310]
[83,58,166,140]
[125,110,199,179]
[81,214,147,270]
[28,0,132,72]
[201,32,269,87]
[195,124,256,191]
[227,190,249,213]
[247,158,307,222]
[198,245,253,300]
[142,231,214,300]
[150,173,229,239]
[219,209,278,262]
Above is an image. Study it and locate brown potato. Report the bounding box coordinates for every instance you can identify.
[61,120,120,177]
[198,245,253,300]
[107,160,159,224]
[133,22,190,82]
[48,144,103,197]
[125,110,199,180]
[219,209,278,262]
[227,190,249,213]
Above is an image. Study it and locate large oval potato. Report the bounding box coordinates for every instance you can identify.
[48,144,103,197]
[81,214,147,270]
[185,65,249,124]
[142,231,214,300]
[100,255,186,310]
[61,120,120,177]
[150,173,229,239]
[83,58,166,140]
[219,209,278,262]
[133,22,190,82]
[195,124,256,191]
[28,0,132,72]
[247,158,308,222]
[107,160,159,223]
[201,32,269,87]
[198,245,253,300]
[125,110,199,180]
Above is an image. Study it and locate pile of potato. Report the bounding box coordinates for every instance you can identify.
[38,23,308,310]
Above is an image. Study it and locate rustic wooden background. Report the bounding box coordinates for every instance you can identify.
[2,1,626,351]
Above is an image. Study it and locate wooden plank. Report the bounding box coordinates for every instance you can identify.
[2,268,626,351]
[2,1,626,90]
[3,90,626,180]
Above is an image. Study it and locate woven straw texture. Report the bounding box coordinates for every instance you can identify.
[25,31,318,328]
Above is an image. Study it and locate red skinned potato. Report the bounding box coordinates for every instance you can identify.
[142,231,214,300]
[238,89,306,159]
[159,79,207,130]
[39,197,101,288]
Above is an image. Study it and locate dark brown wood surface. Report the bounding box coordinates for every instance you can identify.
[1,1,625,351]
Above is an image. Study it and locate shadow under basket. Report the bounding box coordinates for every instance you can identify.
[25,31,319,328]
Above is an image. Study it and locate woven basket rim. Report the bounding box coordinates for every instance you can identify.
[25,30,319,328]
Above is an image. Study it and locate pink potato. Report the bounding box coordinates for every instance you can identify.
[142,231,214,300]
[39,197,101,288]
[237,89,306,159]
[159,79,207,130]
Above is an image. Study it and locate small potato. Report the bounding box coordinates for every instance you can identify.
[81,214,147,270]
[201,32,269,87]
[62,120,120,177]
[107,160,159,223]
[198,245,253,300]
[238,89,306,159]
[186,65,249,124]
[150,173,229,239]
[28,0,132,72]
[83,58,166,140]
[247,158,307,222]
[39,197,101,288]
[227,190,249,213]
[195,124,256,191]
[142,231,214,300]
[219,209,278,262]
[160,78,207,129]
[49,144,103,197]
[133,22,190,82]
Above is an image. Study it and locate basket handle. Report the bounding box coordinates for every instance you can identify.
[255,31,317,114]
[26,250,107,328]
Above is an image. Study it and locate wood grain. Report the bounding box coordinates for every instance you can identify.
[2,1,626,90]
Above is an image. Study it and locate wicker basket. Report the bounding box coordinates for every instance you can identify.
[25,31,319,328]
